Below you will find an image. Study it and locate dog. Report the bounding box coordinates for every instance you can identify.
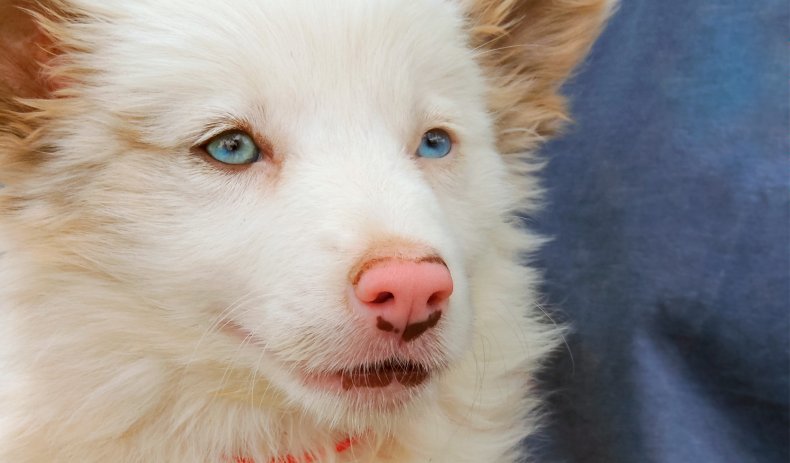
[0,1,612,461]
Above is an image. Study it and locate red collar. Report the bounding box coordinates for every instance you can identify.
[234,437,355,463]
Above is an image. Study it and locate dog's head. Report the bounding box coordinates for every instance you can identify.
[0,0,612,430]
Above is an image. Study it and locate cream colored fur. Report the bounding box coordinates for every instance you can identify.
[0,0,613,461]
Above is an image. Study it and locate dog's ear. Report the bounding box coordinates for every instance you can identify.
[467,0,615,154]
[0,1,63,101]
[0,1,73,182]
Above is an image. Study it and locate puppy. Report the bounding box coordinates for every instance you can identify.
[0,1,612,461]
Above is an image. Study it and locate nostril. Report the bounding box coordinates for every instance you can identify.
[372,292,394,304]
[426,291,447,307]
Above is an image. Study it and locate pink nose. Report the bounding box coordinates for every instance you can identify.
[352,258,453,342]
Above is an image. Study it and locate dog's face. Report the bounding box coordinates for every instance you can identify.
[0,0,612,432]
[39,0,501,424]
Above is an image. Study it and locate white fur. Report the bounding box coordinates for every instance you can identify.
[0,1,563,461]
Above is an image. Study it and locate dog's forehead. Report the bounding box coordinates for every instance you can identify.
[86,0,479,142]
[232,0,470,108]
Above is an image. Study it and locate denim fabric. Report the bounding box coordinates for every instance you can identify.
[531,1,789,462]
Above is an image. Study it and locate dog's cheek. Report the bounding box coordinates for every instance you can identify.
[58,151,270,316]
[421,143,516,267]
[99,159,340,343]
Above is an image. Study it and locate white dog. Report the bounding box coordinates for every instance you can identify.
[0,1,612,461]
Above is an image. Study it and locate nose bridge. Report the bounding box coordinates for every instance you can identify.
[296,126,443,240]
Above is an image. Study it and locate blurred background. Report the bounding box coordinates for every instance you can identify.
[530,1,789,462]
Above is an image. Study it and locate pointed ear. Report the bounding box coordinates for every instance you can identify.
[0,0,61,101]
[0,1,71,183]
[467,0,616,154]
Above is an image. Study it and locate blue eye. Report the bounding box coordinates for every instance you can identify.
[205,130,260,165]
[416,129,452,158]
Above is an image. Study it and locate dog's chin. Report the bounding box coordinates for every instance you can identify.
[275,353,451,432]
[286,362,441,431]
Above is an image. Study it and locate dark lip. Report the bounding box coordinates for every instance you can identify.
[338,358,431,390]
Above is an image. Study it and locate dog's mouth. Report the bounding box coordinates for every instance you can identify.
[294,357,436,399]
[338,359,430,390]
[220,319,438,396]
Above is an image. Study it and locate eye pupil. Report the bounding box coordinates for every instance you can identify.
[222,137,240,151]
